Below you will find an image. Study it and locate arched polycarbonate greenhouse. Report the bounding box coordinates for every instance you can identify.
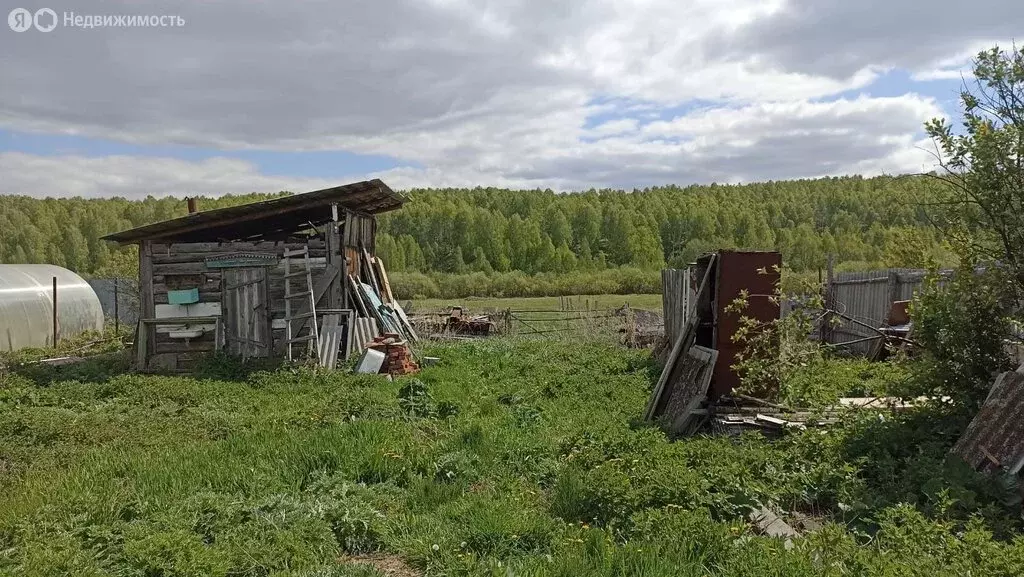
[0,264,104,352]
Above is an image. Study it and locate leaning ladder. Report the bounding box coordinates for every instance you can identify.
[283,246,321,362]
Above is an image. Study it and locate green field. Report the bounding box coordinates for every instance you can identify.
[408,293,663,314]
[1,338,1022,576]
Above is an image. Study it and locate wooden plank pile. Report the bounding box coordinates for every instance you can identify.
[644,255,718,434]
[346,250,418,345]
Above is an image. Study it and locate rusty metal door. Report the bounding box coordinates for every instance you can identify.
[222,267,272,359]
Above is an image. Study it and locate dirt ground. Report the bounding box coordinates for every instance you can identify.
[343,553,422,577]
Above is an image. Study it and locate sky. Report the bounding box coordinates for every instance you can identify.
[0,0,1018,198]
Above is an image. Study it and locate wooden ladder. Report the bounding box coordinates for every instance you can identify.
[283,246,321,362]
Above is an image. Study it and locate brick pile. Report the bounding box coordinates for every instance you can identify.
[366,333,420,376]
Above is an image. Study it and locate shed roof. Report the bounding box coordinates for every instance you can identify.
[103,179,403,244]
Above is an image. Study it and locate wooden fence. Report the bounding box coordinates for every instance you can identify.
[661,269,692,344]
[661,265,951,357]
[825,268,949,354]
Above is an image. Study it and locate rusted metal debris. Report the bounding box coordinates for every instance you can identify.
[413,307,495,338]
[447,307,494,336]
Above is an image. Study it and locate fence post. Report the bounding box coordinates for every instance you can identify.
[114,278,120,334]
[683,267,691,328]
[823,255,835,344]
[52,276,58,347]
[887,271,901,310]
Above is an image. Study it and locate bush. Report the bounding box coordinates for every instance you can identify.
[388,273,441,300]
[911,265,1016,409]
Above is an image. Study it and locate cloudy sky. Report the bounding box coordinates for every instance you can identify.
[0,0,1017,198]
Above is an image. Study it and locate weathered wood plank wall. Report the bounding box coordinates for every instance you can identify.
[661,268,691,345]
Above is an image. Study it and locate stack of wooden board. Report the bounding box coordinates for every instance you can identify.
[345,251,418,346]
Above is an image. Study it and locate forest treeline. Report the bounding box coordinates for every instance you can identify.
[0,175,954,296]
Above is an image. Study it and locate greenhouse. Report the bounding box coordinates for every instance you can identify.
[0,264,104,352]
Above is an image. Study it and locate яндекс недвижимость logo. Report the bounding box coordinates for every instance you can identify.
[8,8,57,32]
[8,8,184,32]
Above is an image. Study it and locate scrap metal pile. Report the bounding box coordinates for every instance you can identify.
[951,367,1024,482]
[410,306,496,338]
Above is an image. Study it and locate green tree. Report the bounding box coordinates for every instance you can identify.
[470,246,493,273]
[925,45,1024,296]
[542,205,572,248]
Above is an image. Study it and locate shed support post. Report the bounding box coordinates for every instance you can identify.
[327,203,343,310]
[139,240,155,362]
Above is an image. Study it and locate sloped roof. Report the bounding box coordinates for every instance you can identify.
[103,179,403,244]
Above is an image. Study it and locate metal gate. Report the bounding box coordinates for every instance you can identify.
[222,267,272,359]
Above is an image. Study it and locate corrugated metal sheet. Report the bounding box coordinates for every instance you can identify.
[952,371,1024,475]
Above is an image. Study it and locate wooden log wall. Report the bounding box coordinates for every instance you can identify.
[138,210,380,366]
[145,239,330,355]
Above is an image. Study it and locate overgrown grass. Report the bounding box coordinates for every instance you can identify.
[1,339,1021,576]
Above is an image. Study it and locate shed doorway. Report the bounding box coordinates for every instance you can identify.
[222,267,272,359]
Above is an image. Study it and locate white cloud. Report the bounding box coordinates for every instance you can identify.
[0,0,1015,196]
[907,39,1012,82]
[0,91,945,197]
[586,119,640,138]
[0,153,337,198]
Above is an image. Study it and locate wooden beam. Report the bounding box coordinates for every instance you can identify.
[326,208,343,309]
[139,240,155,361]
[151,240,324,253]
[374,258,396,303]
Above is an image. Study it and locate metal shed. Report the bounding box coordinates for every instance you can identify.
[0,264,104,352]
[103,179,407,372]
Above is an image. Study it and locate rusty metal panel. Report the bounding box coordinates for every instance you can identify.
[710,250,781,399]
[952,371,1024,475]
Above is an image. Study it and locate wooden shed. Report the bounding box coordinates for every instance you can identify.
[103,179,408,372]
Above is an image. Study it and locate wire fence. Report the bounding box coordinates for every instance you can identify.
[88,277,140,332]
[506,308,623,337]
